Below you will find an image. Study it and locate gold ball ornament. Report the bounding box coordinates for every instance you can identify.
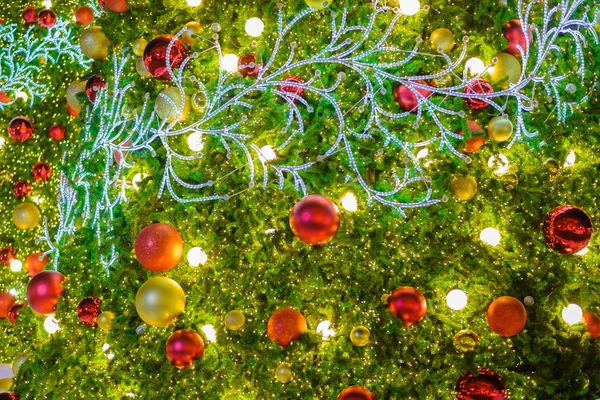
[79,26,112,60]
[453,329,480,353]
[66,81,86,114]
[135,277,186,327]
[181,21,204,45]
[350,326,370,346]
[275,362,293,383]
[304,0,333,10]
[487,116,513,142]
[430,28,455,53]
[488,52,521,89]
[12,202,40,230]
[0,378,12,391]
[595,11,600,33]
[224,310,245,331]
[131,38,147,57]
[12,353,27,376]
[192,91,207,114]
[136,58,151,78]
[156,87,191,124]
[450,175,477,201]
[97,311,116,331]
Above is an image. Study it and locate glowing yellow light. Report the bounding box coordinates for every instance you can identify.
[221,54,239,73]
[465,58,485,75]
[399,0,420,16]
[563,150,576,167]
[186,0,201,6]
[316,320,335,340]
[562,304,583,325]
[340,192,358,212]
[245,18,264,37]
[187,246,207,266]
[480,228,501,246]
[488,154,509,175]
[258,145,277,162]
[201,324,217,342]
[44,316,60,334]
[446,289,467,310]
[9,259,22,272]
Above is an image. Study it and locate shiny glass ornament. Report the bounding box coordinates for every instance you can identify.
[37,9,57,28]
[75,6,94,26]
[155,87,191,123]
[349,326,370,346]
[12,202,40,230]
[66,81,86,114]
[304,0,333,10]
[387,286,427,326]
[31,161,52,182]
[191,91,207,113]
[503,19,533,57]
[543,206,592,254]
[450,175,477,201]
[97,311,116,331]
[463,80,493,110]
[8,117,34,142]
[135,277,186,327]
[165,329,204,369]
[131,38,148,57]
[26,271,65,315]
[393,80,431,113]
[143,35,189,80]
[0,247,17,266]
[337,386,375,400]
[455,120,485,153]
[79,26,112,60]
[134,223,184,272]
[279,76,305,100]
[430,28,455,53]
[224,310,245,331]
[85,74,106,103]
[135,58,150,78]
[487,116,513,142]
[77,297,102,327]
[181,21,203,45]
[0,292,16,318]
[274,362,293,383]
[486,296,527,337]
[453,329,479,353]
[456,368,505,400]
[267,308,307,347]
[24,252,48,278]
[583,312,600,340]
[13,180,32,199]
[22,6,37,24]
[488,52,521,89]
[238,53,260,77]
[289,195,340,245]
[104,0,129,13]
[48,124,65,141]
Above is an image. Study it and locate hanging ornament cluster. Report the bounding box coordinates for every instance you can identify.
[289,195,340,245]
[134,223,184,272]
[543,206,592,254]
[267,308,307,347]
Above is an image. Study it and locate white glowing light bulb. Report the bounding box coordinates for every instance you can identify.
[42,0,52,8]
[8,289,18,296]
[416,148,429,160]
[0,137,5,149]
[15,91,28,102]
[44,316,60,334]
[480,228,501,246]
[399,0,420,16]
[488,154,509,176]
[563,150,576,167]
[446,289,468,310]
[187,132,204,152]
[258,145,277,162]
[562,304,583,325]
[341,192,358,212]
[221,54,239,73]
[316,320,336,340]
[132,173,149,191]
[201,324,217,342]
[186,0,201,6]
[465,58,485,75]
[187,246,208,266]
[10,259,22,272]
[245,17,264,37]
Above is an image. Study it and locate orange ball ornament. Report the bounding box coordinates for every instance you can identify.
[387,286,427,326]
[134,223,184,272]
[337,386,375,400]
[0,292,17,318]
[267,308,307,348]
[583,312,600,340]
[289,195,340,245]
[26,270,65,315]
[74,6,94,25]
[486,296,527,337]
[24,252,48,278]
[104,0,129,13]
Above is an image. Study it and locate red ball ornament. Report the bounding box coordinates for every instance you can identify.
[38,9,57,28]
[0,392,20,400]
[48,124,65,141]
[267,308,308,348]
[97,0,106,12]
[238,53,260,78]
[543,206,592,254]
[134,223,184,272]
[85,74,106,103]
[455,120,485,153]
[26,270,65,315]
[503,19,533,57]
[387,286,427,326]
[337,386,375,400]
[0,247,17,266]
[279,76,305,101]
[22,6,37,24]
[143,35,189,80]
[77,296,102,326]
[0,292,17,318]
[24,252,48,277]
[13,180,32,199]
[393,80,432,113]
[486,296,527,337]
[8,117,34,142]
[289,195,340,246]
[32,161,52,182]
[583,312,600,340]
[165,329,205,369]
[464,80,493,110]
[75,6,95,25]
[456,368,506,400]
[8,301,26,325]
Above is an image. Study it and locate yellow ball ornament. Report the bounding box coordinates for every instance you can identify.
[488,52,521,89]
[79,26,112,60]
[192,91,207,114]
[350,326,370,346]
[487,116,513,142]
[12,202,40,230]
[450,175,477,201]
[131,38,147,57]
[135,277,186,327]
[304,0,332,10]
[0,377,12,391]
[97,311,116,331]
[181,21,204,45]
[430,28,455,53]
[156,87,191,124]
[136,58,151,78]
[12,353,27,376]
[224,310,245,331]
[594,11,600,33]
[66,80,86,113]
[275,362,293,383]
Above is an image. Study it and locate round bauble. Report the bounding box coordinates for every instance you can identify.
[224,310,245,331]
[503,19,533,57]
[267,308,307,347]
[487,116,513,142]
[488,52,521,89]
[143,35,189,80]
[79,26,112,60]
[12,353,27,376]
[32,161,52,182]
[166,329,204,369]
[337,386,375,400]
[156,87,191,124]
[135,277,186,327]
[450,175,477,201]
[456,368,505,400]
[77,297,102,326]
[0,392,20,400]
[430,28,455,53]
[453,329,479,353]
[583,312,600,340]
[543,206,592,254]
[463,79,493,110]
[486,296,527,337]
[8,117,34,142]
[13,180,32,199]
[66,81,86,115]
[275,362,293,383]
[0,247,17,266]
[22,6,37,24]
[394,80,432,113]
[75,6,94,26]
[48,124,65,141]
[181,21,204,45]
[279,76,305,101]
[104,0,129,13]
[97,311,115,331]
[350,326,370,347]
[131,38,147,57]
[305,0,333,10]
[387,286,427,326]
[0,292,17,318]
[12,202,40,230]
[38,9,57,28]
[85,74,106,103]
[455,121,485,153]
[26,271,65,315]
[135,223,184,272]
[24,252,48,277]
[289,195,340,245]
[136,58,151,78]
[0,379,13,392]
[238,53,260,78]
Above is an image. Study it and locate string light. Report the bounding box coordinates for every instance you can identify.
[245,17,264,37]
[446,289,468,310]
[480,228,501,246]
[340,193,358,212]
[44,316,60,334]
[399,0,420,16]
[221,54,239,72]
[562,304,583,325]
[316,320,336,340]
[187,247,208,266]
